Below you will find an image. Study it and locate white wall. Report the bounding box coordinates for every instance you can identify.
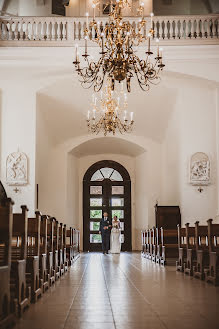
[66,152,79,228]
[135,142,162,250]
[161,79,218,225]
[0,83,36,216]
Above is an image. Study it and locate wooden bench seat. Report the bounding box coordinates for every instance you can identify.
[63,225,68,272]
[26,212,42,303]
[156,228,162,264]
[193,221,209,280]
[10,205,30,317]
[145,230,150,259]
[53,219,60,280]
[176,225,186,272]
[204,219,219,286]
[152,227,157,262]
[40,215,49,292]
[0,199,15,329]
[66,228,73,266]
[73,229,80,261]
[141,230,146,257]
[58,223,65,276]
[160,228,178,265]
[184,223,196,276]
[47,217,55,286]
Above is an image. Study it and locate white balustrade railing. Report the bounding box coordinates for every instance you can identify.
[0,15,218,45]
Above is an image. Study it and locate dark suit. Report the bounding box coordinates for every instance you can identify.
[99,217,112,253]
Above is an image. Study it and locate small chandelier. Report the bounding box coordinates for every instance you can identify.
[87,79,134,135]
[73,0,165,93]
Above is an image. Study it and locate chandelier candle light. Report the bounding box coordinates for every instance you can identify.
[87,79,134,135]
[73,0,165,93]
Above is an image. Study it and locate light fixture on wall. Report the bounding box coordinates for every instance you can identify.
[87,78,134,135]
[73,0,165,93]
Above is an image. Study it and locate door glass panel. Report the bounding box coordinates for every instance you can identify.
[120,222,124,231]
[120,234,124,243]
[112,210,124,219]
[90,234,102,243]
[112,186,124,195]
[91,170,104,181]
[90,186,102,195]
[90,198,102,206]
[100,167,114,179]
[90,210,102,218]
[111,198,124,207]
[110,170,123,181]
[90,222,100,231]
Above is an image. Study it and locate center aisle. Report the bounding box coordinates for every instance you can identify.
[14,253,219,329]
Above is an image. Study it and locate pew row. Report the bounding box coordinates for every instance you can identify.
[0,201,80,327]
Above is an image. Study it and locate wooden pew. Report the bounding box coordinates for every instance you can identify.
[141,230,146,256]
[66,227,73,266]
[160,228,178,265]
[10,205,30,317]
[40,215,49,292]
[73,229,80,260]
[152,227,157,262]
[0,198,15,329]
[145,229,150,259]
[156,227,162,264]
[193,221,209,280]
[53,219,60,280]
[143,230,148,258]
[58,223,65,276]
[47,217,55,286]
[63,225,68,272]
[148,229,153,260]
[176,225,186,272]
[204,219,219,285]
[26,211,43,303]
[184,223,196,276]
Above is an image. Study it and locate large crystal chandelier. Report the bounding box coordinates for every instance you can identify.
[87,78,134,135]
[73,0,165,93]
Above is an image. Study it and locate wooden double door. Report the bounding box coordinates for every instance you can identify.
[83,160,132,252]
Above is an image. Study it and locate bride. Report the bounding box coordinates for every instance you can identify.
[110,216,121,254]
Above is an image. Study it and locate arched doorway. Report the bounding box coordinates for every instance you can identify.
[83,160,131,252]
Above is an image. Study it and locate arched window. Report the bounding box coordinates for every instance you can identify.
[91,168,123,182]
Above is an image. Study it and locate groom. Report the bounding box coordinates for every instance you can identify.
[99,212,112,254]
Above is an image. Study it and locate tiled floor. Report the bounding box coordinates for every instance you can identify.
[14,253,219,329]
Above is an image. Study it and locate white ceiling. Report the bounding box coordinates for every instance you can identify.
[71,137,146,157]
[37,74,178,145]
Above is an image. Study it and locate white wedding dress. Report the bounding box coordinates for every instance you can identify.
[110,220,121,254]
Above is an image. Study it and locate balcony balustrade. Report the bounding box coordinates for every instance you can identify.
[0,15,218,46]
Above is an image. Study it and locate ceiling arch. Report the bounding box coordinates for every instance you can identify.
[71,136,146,158]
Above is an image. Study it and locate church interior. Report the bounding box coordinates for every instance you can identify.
[0,0,219,328]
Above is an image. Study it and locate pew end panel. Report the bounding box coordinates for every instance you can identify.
[160,228,178,266]
[204,220,219,285]
[27,213,43,302]
[193,222,209,280]
[0,199,16,328]
[10,205,31,317]
[184,224,196,276]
